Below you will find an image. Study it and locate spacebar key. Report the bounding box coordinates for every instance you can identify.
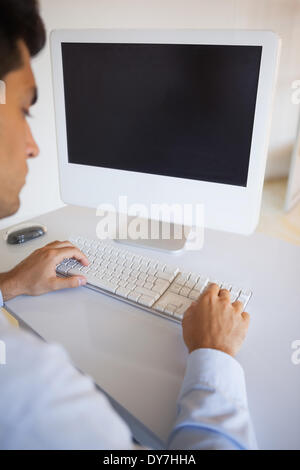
[85,276,118,293]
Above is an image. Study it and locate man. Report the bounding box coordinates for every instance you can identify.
[0,0,256,450]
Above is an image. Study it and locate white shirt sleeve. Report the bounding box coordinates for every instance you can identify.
[0,313,133,450]
[166,348,258,449]
[0,309,257,450]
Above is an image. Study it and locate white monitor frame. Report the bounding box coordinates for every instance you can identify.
[50,29,281,235]
[285,110,300,211]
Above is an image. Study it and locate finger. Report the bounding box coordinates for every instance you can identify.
[202,282,220,296]
[51,275,87,291]
[218,288,231,300]
[52,246,89,265]
[185,301,197,313]
[232,299,244,313]
[182,301,197,320]
[242,311,250,324]
[44,240,74,249]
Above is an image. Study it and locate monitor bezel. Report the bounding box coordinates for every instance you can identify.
[50,29,281,235]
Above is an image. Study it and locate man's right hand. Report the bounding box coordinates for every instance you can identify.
[182,283,250,357]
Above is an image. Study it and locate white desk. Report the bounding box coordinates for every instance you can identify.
[1,205,300,449]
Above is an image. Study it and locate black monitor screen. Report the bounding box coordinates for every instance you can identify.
[61,42,262,187]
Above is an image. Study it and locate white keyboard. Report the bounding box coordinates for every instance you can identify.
[55,236,252,324]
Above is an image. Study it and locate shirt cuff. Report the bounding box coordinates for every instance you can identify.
[0,289,11,328]
[179,348,248,409]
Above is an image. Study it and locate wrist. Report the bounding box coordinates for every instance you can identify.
[0,270,24,302]
[187,343,235,358]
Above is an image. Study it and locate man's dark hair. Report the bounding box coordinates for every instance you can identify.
[0,0,46,79]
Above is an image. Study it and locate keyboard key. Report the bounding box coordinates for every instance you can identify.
[138,272,148,281]
[152,284,167,295]
[194,276,209,292]
[230,287,241,303]
[173,311,184,320]
[179,286,191,297]
[173,302,192,319]
[85,276,119,293]
[156,270,176,282]
[153,292,193,314]
[115,287,131,298]
[139,265,149,273]
[68,267,85,276]
[220,282,232,291]
[128,292,141,302]
[156,263,166,271]
[144,281,154,290]
[154,303,165,313]
[185,278,196,289]
[154,278,169,287]
[164,266,180,275]
[189,273,200,283]
[148,267,157,275]
[56,264,70,274]
[174,274,186,286]
[138,295,156,307]
[66,258,77,268]
[133,286,160,300]
[188,289,201,300]
[164,304,177,314]
[169,283,182,294]
[236,289,252,309]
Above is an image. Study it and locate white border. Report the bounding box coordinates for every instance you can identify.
[50,29,281,235]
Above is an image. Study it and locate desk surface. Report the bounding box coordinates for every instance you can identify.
[1,204,300,449]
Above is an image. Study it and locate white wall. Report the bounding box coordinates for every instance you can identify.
[1,0,300,230]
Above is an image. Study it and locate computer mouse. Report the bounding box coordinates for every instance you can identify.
[5,224,47,245]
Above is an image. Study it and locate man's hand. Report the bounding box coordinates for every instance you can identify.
[0,240,89,302]
[182,283,250,357]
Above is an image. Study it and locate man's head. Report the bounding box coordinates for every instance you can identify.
[0,0,45,218]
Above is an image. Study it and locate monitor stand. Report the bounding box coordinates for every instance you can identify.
[111,214,194,254]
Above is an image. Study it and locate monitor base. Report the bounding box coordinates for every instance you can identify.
[112,215,193,255]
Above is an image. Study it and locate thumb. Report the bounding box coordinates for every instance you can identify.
[52,275,87,291]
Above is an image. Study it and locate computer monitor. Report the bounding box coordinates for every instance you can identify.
[50,29,280,247]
